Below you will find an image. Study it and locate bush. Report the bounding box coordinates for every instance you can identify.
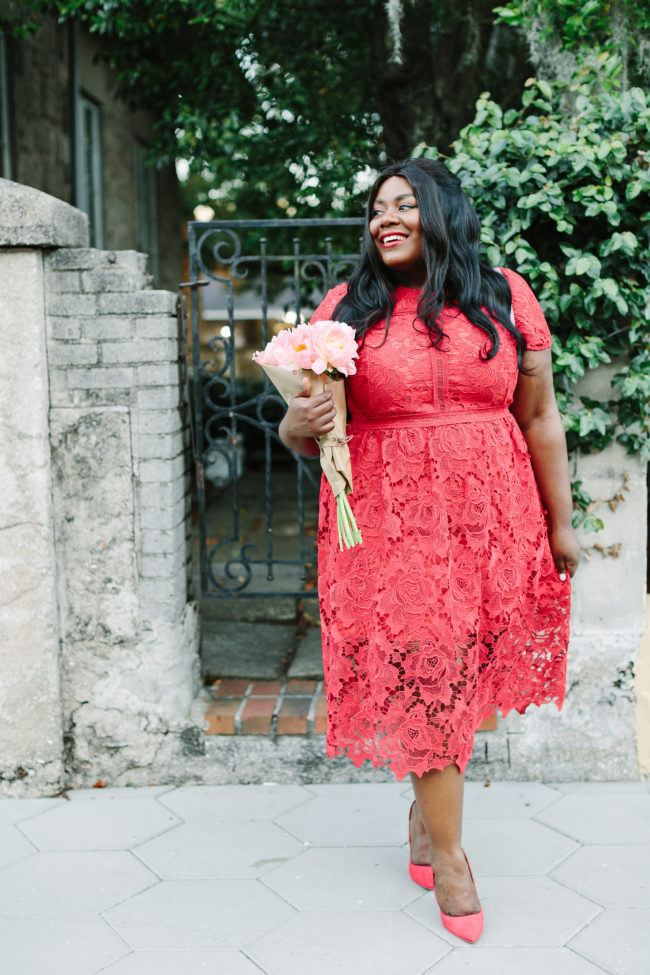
[415,67,650,469]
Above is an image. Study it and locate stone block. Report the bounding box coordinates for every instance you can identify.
[47,293,96,317]
[139,499,186,531]
[138,454,186,483]
[137,432,184,461]
[113,250,149,274]
[83,317,134,341]
[138,479,186,511]
[141,574,188,603]
[49,344,98,367]
[137,386,179,410]
[135,315,178,339]
[48,317,82,340]
[66,366,134,390]
[101,339,177,365]
[81,267,146,293]
[0,178,88,247]
[98,291,175,315]
[140,551,186,580]
[49,270,81,293]
[136,410,183,435]
[50,248,107,270]
[137,362,179,386]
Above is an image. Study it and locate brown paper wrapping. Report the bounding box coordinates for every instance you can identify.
[259,363,352,498]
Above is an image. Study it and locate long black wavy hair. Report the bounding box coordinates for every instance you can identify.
[333,158,527,366]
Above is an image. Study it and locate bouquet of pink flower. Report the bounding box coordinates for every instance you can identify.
[253,320,362,550]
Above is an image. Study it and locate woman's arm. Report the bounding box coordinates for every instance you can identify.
[278,375,337,458]
[510,348,581,579]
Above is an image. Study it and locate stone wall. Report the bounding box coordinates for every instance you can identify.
[0,179,199,796]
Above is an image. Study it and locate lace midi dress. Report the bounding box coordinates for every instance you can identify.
[313,268,571,780]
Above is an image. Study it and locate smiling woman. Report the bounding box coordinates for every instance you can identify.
[278,156,580,944]
[368,177,425,287]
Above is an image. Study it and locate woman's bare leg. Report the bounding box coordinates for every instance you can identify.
[410,764,481,916]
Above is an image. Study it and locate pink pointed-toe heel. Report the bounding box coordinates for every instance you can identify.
[408,801,435,890]
[436,850,484,944]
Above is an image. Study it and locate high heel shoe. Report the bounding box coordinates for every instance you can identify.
[435,850,484,944]
[408,801,435,890]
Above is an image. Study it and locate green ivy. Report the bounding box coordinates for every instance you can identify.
[415,67,650,480]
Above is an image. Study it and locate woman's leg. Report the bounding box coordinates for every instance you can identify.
[410,764,481,916]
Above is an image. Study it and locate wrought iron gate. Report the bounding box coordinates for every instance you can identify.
[183,217,365,600]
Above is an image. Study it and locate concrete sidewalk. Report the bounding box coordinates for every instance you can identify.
[1,780,649,975]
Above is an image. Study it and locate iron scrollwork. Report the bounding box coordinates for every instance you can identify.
[185,217,365,599]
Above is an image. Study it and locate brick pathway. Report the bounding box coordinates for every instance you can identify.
[205,678,498,738]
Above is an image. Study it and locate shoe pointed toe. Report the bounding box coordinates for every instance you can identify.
[440,907,484,944]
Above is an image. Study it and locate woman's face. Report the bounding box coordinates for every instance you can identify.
[369,175,426,288]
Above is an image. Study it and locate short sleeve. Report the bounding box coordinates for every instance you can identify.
[499,267,552,351]
[309,283,348,323]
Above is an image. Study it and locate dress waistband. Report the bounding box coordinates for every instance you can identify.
[351,406,510,430]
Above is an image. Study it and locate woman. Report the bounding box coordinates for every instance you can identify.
[278,158,580,943]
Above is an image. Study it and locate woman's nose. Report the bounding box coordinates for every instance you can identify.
[380,207,399,226]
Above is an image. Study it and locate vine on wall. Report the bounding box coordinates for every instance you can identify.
[415,62,650,530]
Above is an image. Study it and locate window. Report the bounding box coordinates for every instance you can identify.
[75,95,103,247]
[134,141,159,282]
[0,33,12,179]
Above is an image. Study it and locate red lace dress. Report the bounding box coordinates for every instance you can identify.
[313,268,571,780]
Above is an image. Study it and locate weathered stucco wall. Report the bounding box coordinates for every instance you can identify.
[0,179,199,795]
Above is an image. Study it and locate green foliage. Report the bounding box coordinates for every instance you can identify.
[9,0,528,222]
[415,67,650,468]
[494,0,650,86]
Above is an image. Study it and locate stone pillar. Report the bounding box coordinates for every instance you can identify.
[0,181,88,794]
[0,179,200,795]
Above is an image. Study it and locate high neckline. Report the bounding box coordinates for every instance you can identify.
[393,286,422,309]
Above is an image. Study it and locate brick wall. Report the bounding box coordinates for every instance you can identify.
[42,243,199,783]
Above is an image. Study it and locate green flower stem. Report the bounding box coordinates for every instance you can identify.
[336,493,363,550]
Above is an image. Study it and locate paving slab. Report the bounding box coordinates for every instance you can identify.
[0,823,37,868]
[426,946,605,974]
[0,914,127,975]
[275,788,410,846]
[0,797,62,825]
[104,878,295,951]
[262,845,420,911]
[550,845,650,907]
[534,793,650,845]
[98,950,262,974]
[568,906,650,975]
[157,783,313,821]
[462,782,562,819]
[19,795,180,850]
[406,877,600,947]
[0,851,157,913]
[461,817,578,875]
[247,909,450,975]
[286,626,323,679]
[134,819,306,879]
[201,620,296,679]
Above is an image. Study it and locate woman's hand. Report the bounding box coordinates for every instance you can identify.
[548,524,581,580]
[278,375,337,456]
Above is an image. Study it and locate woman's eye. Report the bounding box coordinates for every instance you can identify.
[399,203,416,210]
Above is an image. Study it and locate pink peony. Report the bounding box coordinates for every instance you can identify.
[308,319,359,376]
[252,324,315,372]
[253,319,358,377]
